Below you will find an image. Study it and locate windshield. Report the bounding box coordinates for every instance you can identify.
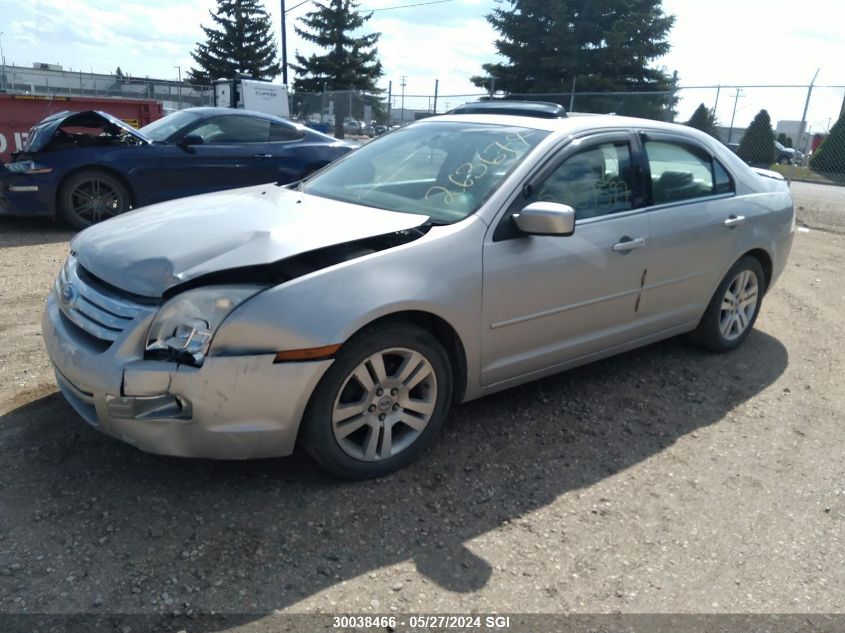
[139,110,203,142]
[302,121,548,223]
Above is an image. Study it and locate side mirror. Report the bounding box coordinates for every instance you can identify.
[179,134,204,150]
[512,201,576,237]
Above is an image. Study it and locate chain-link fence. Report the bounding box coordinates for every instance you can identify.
[2,63,841,225]
[290,90,386,136]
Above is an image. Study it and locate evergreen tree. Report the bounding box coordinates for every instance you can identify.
[810,111,845,175]
[776,133,793,148]
[472,0,677,120]
[291,0,383,138]
[114,67,124,79]
[686,103,717,137]
[736,110,777,167]
[188,0,282,84]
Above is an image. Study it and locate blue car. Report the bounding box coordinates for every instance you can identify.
[0,107,355,228]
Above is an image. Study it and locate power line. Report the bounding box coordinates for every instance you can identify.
[285,0,456,14]
[284,0,310,13]
[363,0,456,11]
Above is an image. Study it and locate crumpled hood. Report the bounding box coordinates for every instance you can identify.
[71,184,429,297]
[25,110,151,153]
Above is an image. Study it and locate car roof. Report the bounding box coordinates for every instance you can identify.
[424,112,706,137]
[179,107,291,124]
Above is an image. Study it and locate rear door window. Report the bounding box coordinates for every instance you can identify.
[645,141,714,204]
[644,140,735,204]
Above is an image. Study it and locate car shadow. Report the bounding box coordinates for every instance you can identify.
[0,217,75,247]
[0,331,788,626]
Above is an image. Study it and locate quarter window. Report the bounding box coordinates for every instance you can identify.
[714,159,734,194]
[529,142,635,220]
[270,123,305,142]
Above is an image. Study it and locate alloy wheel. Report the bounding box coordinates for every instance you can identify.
[70,179,123,223]
[331,347,437,462]
[719,269,759,340]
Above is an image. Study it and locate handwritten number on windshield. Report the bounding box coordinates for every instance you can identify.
[425,132,535,205]
[448,162,488,189]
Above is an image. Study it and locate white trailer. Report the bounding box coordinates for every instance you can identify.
[213,79,290,118]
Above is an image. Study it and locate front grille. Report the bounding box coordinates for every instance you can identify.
[56,255,151,343]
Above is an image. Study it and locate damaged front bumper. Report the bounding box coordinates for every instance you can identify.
[0,168,55,216]
[42,292,332,459]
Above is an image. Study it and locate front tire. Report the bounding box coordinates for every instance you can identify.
[58,169,130,230]
[300,322,454,479]
[690,256,765,352]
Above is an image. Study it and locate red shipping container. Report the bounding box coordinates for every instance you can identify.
[0,94,163,163]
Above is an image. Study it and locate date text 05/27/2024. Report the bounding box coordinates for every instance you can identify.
[332,615,512,630]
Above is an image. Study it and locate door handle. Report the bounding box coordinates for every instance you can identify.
[252,153,273,158]
[612,237,646,253]
[724,215,746,228]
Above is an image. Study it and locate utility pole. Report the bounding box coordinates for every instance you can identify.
[400,75,407,122]
[280,0,288,85]
[0,32,6,93]
[727,88,745,144]
[174,65,183,110]
[387,80,392,123]
[792,68,821,179]
[713,84,721,117]
[433,79,439,114]
[569,76,576,112]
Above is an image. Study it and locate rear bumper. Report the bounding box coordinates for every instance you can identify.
[42,292,332,459]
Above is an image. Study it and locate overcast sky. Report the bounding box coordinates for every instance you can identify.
[1,0,843,131]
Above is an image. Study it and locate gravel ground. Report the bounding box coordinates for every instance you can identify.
[791,181,845,233]
[0,194,843,631]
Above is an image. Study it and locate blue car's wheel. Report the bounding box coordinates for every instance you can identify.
[59,169,130,230]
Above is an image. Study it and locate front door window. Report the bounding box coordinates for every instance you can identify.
[528,142,635,220]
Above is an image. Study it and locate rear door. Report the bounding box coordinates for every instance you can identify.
[481,131,654,387]
[636,131,743,330]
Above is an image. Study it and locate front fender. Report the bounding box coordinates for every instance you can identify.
[210,217,486,399]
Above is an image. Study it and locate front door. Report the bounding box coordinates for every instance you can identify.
[481,132,652,387]
[140,115,279,204]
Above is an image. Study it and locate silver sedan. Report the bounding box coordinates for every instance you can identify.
[42,105,795,478]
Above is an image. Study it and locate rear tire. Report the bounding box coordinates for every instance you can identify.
[58,169,130,230]
[300,322,453,479]
[690,256,765,353]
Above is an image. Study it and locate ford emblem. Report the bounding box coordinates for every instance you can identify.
[60,282,76,306]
